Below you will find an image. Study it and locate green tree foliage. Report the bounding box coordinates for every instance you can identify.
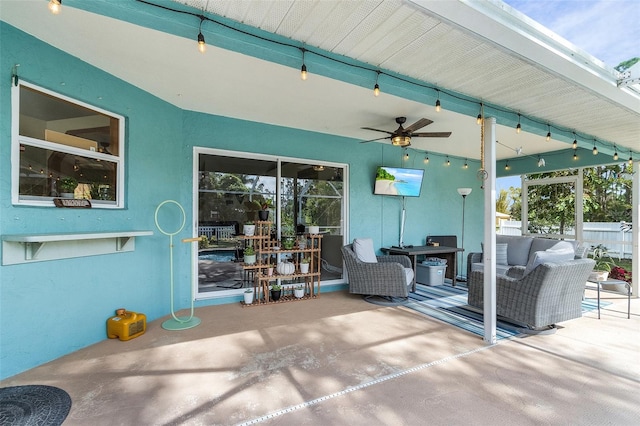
[496,189,510,214]
[615,57,639,72]
[583,165,633,222]
[502,164,633,229]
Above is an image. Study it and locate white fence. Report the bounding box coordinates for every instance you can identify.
[198,225,236,241]
[497,220,633,259]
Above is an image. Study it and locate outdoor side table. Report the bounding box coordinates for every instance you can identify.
[596,279,631,319]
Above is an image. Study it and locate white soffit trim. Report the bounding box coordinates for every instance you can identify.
[407,0,640,112]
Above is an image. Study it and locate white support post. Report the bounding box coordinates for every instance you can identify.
[633,161,638,298]
[483,117,497,344]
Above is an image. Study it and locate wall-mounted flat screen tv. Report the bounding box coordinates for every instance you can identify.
[374,166,424,197]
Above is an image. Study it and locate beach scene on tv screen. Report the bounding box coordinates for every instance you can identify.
[375,167,423,196]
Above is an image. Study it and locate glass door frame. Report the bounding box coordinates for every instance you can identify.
[192,147,349,300]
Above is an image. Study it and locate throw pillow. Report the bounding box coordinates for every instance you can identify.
[404,268,415,286]
[353,238,377,263]
[524,247,575,275]
[496,243,508,265]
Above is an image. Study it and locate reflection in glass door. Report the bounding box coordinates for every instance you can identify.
[195,150,346,298]
[280,162,344,282]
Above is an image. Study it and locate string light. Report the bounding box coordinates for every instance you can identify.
[424,153,430,164]
[629,152,634,165]
[197,17,206,53]
[505,161,510,171]
[463,159,468,169]
[121,0,640,165]
[404,152,409,160]
[573,150,578,160]
[592,143,598,155]
[613,145,619,161]
[373,71,380,97]
[445,155,450,166]
[300,48,308,80]
[48,0,61,15]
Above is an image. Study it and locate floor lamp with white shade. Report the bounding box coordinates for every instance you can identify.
[457,187,472,281]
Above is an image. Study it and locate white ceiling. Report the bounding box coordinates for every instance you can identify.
[2,0,638,163]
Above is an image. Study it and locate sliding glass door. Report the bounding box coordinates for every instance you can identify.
[195,149,347,298]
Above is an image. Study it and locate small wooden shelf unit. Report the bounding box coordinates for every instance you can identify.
[241,221,322,306]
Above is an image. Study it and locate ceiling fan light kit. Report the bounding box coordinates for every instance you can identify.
[361,116,451,147]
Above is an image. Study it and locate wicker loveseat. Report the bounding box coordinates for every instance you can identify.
[341,243,413,298]
[467,258,595,330]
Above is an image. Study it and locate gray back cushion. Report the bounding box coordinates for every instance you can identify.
[530,238,568,253]
[496,235,533,266]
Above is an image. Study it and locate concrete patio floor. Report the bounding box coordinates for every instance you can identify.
[2,288,638,425]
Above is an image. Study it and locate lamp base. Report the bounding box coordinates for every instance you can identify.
[162,316,201,331]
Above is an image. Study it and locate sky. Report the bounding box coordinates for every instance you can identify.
[502,0,640,68]
[497,0,639,193]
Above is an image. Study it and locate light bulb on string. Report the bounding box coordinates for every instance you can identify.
[546,125,551,141]
[573,150,578,161]
[516,113,521,134]
[48,0,61,15]
[445,155,450,166]
[505,161,510,171]
[435,90,441,112]
[613,146,619,161]
[300,48,307,80]
[592,144,598,155]
[424,154,430,164]
[373,71,380,97]
[463,159,468,169]
[197,17,206,53]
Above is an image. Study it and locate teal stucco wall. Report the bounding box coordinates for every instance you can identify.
[0,23,483,379]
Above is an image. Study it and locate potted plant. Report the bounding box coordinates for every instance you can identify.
[243,221,256,236]
[589,245,614,282]
[243,246,256,265]
[243,288,254,305]
[293,285,305,299]
[58,177,78,198]
[606,266,632,294]
[308,223,320,235]
[270,283,282,301]
[265,262,274,276]
[299,257,310,274]
[281,225,296,250]
[258,199,273,221]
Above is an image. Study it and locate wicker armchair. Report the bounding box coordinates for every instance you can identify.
[341,244,412,298]
[467,258,595,330]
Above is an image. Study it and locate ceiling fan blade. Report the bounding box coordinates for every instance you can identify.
[360,136,391,143]
[361,127,394,135]
[411,131,452,138]
[404,118,433,133]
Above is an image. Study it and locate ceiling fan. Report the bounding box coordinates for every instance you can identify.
[361,117,452,147]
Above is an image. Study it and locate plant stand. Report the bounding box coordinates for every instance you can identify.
[240,221,322,307]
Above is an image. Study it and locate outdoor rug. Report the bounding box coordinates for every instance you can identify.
[0,385,71,426]
[405,283,607,340]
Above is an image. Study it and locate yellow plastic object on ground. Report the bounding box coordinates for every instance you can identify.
[106,309,146,341]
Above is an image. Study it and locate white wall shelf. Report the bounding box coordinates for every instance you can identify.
[2,231,153,265]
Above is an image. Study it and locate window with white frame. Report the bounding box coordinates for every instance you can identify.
[12,82,125,208]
